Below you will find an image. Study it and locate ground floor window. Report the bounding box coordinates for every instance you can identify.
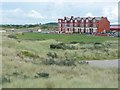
[67,28,69,32]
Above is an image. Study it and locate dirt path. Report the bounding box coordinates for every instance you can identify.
[88,59,119,68]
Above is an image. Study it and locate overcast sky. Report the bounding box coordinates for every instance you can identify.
[0,0,119,25]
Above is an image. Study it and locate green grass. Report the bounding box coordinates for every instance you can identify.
[15,32,118,43]
[2,32,119,88]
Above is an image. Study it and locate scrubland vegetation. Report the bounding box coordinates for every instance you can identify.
[1,32,119,88]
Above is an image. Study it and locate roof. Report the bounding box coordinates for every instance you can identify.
[88,17,93,20]
[95,17,102,20]
[61,16,107,21]
[110,25,120,31]
[110,26,120,29]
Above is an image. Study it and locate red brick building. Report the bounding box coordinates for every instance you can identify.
[58,16,110,34]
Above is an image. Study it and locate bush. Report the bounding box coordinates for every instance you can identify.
[50,43,65,49]
[2,76,11,83]
[56,59,76,66]
[8,34,17,39]
[42,57,76,66]
[35,72,49,78]
[47,52,58,58]
[78,61,89,65]
[42,58,55,65]
[94,42,104,49]
[20,50,39,59]
[50,43,76,50]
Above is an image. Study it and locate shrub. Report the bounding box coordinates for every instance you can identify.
[47,52,58,58]
[2,76,11,83]
[78,61,89,65]
[50,43,65,49]
[22,32,24,35]
[42,58,55,65]
[8,34,17,39]
[20,50,39,59]
[94,42,104,49]
[12,71,23,76]
[50,43,76,50]
[56,58,76,66]
[42,57,76,66]
[35,72,49,78]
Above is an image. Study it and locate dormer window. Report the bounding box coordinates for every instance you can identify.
[71,20,73,22]
[81,19,84,22]
[93,19,96,22]
[86,19,88,22]
[75,19,77,22]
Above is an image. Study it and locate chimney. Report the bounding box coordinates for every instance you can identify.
[64,16,66,20]
[71,16,73,19]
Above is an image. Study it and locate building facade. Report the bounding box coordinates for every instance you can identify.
[58,16,110,34]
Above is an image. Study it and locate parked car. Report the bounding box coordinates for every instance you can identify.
[113,32,120,37]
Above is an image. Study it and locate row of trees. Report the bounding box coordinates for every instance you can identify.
[0,22,58,31]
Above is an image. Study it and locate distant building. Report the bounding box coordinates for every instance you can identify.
[58,16,110,34]
[110,25,120,32]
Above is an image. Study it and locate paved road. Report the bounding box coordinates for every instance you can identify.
[88,60,119,68]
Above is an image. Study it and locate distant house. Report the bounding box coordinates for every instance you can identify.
[110,25,120,32]
[0,30,6,33]
[58,16,110,34]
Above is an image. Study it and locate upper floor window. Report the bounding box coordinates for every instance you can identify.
[59,24,61,27]
[81,19,84,22]
[93,19,96,22]
[71,20,73,22]
[86,19,88,22]
[93,24,96,27]
[59,20,61,22]
[81,24,84,27]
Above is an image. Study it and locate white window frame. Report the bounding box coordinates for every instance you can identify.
[86,19,88,22]
[75,20,77,22]
[93,19,96,22]
[82,19,84,22]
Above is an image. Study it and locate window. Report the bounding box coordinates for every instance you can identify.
[93,24,96,27]
[67,28,69,31]
[81,24,84,27]
[59,24,61,27]
[82,19,84,22]
[86,24,88,27]
[86,19,88,22]
[93,19,95,22]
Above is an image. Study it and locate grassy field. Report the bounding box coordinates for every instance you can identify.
[1,32,119,88]
[15,32,118,43]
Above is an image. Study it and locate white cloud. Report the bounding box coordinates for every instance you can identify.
[103,6,118,21]
[1,0,119,2]
[85,13,94,17]
[2,9,45,19]
[1,8,46,24]
[27,10,45,19]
